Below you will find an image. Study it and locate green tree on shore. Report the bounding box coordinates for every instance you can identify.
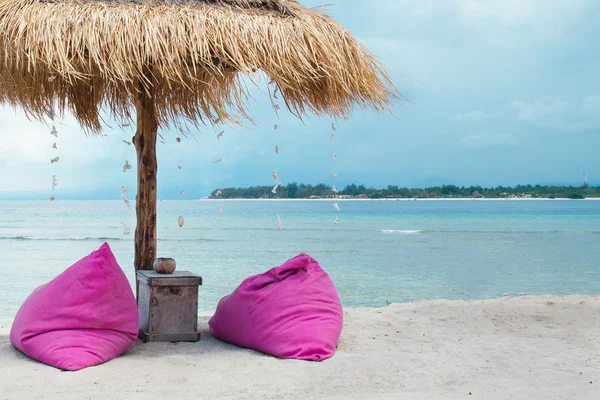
[210,184,599,199]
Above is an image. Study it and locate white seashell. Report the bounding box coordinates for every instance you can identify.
[178,216,185,228]
[121,223,130,236]
[272,181,281,194]
[123,160,132,172]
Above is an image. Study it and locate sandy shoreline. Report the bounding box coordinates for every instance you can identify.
[1,295,599,399]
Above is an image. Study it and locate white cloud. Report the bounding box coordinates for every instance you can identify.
[461,133,517,147]
[0,111,53,163]
[581,93,600,110]
[0,108,134,192]
[363,0,457,22]
[359,0,587,27]
[454,93,600,134]
[0,108,128,166]
[452,111,499,123]
[507,94,600,132]
[460,0,535,22]
[359,0,590,56]
[459,0,584,23]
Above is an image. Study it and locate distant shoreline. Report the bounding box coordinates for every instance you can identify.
[209,183,598,201]
[1,198,599,202]
[199,197,600,201]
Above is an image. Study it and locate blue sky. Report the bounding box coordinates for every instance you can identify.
[0,0,598,199]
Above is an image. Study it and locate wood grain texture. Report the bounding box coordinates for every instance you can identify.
[138,270,203,287]
[133,71,159,301]
[138,282,151,335]
[138,332,201,343]
[137,271,202,342]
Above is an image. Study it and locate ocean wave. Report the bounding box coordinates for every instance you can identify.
[0,236,220,242]
[379,230,424,234]
[444,230,600,235]
[0,236,128,241]
[378,229,600,235]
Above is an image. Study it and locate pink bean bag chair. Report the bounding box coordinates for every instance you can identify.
[10,243,138,371]
[209,253,343,361]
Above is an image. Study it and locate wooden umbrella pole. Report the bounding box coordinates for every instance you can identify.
[133,73,159,302]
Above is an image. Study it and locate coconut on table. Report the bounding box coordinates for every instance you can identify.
[138,258,203,342]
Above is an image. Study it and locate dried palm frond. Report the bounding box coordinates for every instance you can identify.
[0,0,399,133]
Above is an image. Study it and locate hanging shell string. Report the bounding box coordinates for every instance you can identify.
[330,121,339,197]
[121,125,133,236]
[273,159,283,231]
[270,80,284,230]
[121,186,131,236]
[215,189,224,220]
[48,107,58,202]
[213,133,225,223]
[215,128,225,220]
[179,136,186,199]
[177,136,185,228]
[331,121,340,225]
[272,168,283,230]
[121,186,131,211]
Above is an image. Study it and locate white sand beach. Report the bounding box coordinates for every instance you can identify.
[1,295,599,400]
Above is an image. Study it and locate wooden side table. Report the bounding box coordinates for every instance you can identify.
[137,270,203,342]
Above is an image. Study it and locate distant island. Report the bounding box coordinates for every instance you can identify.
[210,183,599,200]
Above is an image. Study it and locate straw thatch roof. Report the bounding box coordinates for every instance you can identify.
[0,0,397,132]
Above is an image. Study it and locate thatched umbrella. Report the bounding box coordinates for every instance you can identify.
[0,0,398,297]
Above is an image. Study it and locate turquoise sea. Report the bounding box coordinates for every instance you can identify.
[0,199,599,320]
